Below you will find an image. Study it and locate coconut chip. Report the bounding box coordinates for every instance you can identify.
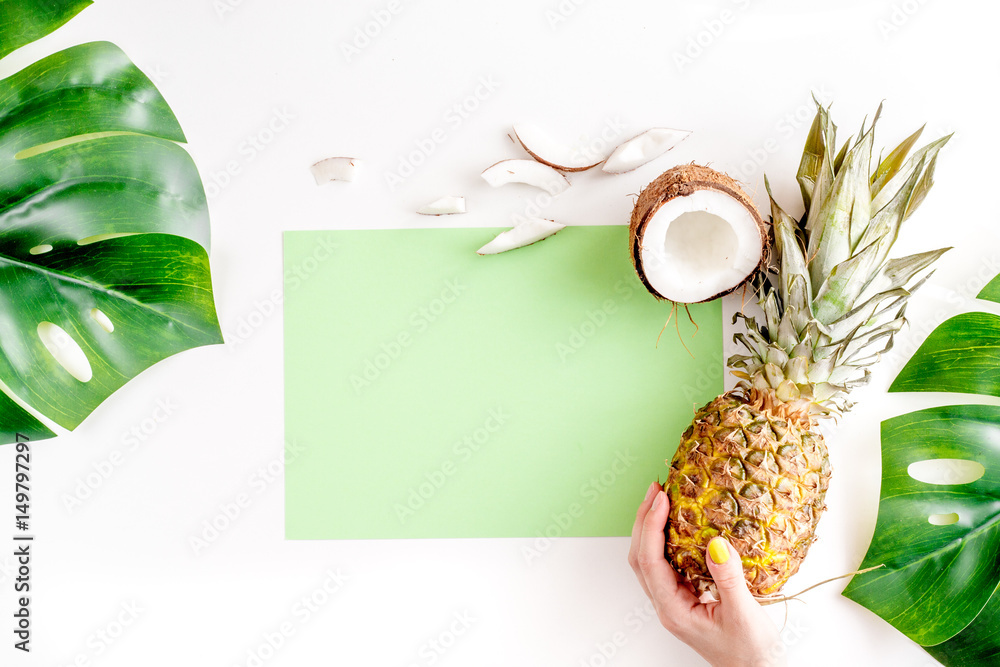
[512,123,607,172]
[417,196,466,215]
[477,217,566,255]
[602,128,691,174]
[311,157,359,184]
[481,159,571,195]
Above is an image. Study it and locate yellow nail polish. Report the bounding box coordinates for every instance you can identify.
[708,538,729,565]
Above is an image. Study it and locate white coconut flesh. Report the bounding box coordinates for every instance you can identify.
[481,159,571,195]
[417,196,466,215]
[639,189,762,303]
[477,217,565,255]
[311,157,358,184]
[602,128,690,174]
[512,123,607,171]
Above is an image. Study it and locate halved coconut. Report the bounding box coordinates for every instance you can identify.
[629,164,766,303]
[512,124,607,172]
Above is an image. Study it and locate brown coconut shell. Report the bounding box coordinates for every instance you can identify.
[628,163,768,303]
[513,128,604,173]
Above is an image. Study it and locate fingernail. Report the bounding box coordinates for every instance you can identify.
[644,482,659,501]
[708,537,729,565]
[651,491,664,511]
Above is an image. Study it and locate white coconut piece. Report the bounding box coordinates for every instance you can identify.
[477,218,566,255]
[481,159,571,195]
[637,189,763,303]
[512,124,607,172]
[602,128,691,174]
[311,157,359,184]
[417,196,466,215]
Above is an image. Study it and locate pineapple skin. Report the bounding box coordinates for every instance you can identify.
[666,390,830,597]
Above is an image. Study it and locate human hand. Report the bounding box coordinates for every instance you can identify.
[628,482,786,667]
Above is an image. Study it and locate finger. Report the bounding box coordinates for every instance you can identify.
[629,482,661,599]
[704,537,757,613]
[628,481,661,574]
[637,491,699,614]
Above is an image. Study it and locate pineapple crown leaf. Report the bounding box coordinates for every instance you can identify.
[734,98,951,413]
[805,122,876,290]
[871,133,951,213]
[796,101,834,210]
[765,178,813,318]
[855,154,928,268]
[871,124,925,193]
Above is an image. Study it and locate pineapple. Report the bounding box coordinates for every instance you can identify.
[664,100,950,597]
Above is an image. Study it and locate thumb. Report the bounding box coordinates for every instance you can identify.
[705,537,756,610]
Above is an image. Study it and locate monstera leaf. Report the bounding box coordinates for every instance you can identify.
[843,276,1000,665]
[0,1,222,444]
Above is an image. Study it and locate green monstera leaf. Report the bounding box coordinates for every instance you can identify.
[980,271,1000,304]
[842,276,1000,665]
[0,1,222,444]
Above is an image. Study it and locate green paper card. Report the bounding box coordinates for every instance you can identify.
[283,227,722,539]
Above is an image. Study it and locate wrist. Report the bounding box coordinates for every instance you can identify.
[710,646,788,667]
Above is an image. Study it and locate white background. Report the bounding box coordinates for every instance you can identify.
[2,0,999,665]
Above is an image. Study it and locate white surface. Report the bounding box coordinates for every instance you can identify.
[2,0,998,665]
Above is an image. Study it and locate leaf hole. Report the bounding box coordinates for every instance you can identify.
[90,309,114,333]
[37,322,92,383]
[28,244,53,255]
[928,513,960,526]
[907,459,985,485]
